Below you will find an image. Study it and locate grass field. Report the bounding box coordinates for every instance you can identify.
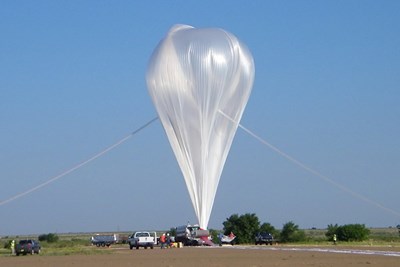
[1,227,399,257]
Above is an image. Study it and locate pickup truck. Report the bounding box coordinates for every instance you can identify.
[15,239,41,256]
[255,232,274,245]
[128,231,155,249]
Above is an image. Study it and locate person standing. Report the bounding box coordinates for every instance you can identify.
[10,240,15,255]
[160,233,166,249]
[166,233,171,248]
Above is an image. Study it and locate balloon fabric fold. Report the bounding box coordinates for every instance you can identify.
[146,24,255,229]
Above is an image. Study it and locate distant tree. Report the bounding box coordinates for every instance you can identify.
[223,213,240,234]
[336,224,369,241]
[3,240,12,249]
[47,233,59,243]
[38,234,46,242]
[325,223,339,241]
[280,221,306,243]
[223,213,260,244]
[38,233,59,243]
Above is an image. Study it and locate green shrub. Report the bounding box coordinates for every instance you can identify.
[223,213,260,244]
[280,221,306,243]
[3,240,11,249]
[325,224,339,241]
[336,224,370,241]
[39,233,59,243]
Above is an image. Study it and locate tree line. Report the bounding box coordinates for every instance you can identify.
[217,213,371,244]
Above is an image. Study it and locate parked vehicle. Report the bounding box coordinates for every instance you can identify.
[127,231,156,249]
[91,234,118,247]
[175,224,210,246]
[255,232,274,245]
[15,239,41,256]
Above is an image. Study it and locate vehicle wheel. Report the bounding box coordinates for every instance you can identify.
[101,243,106,247]
[129,244,133,250]
[136,246,139,250]
[16,253,20,256]
[144,246,148,249]
[96,243,100,247]
[151,245,154,249]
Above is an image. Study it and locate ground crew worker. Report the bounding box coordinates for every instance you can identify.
[160,233,166,249]
[11,240,15,255]
[166,233,171,248]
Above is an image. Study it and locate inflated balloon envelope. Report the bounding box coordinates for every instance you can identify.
[146,24,255,229]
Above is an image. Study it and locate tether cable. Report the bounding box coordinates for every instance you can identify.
[0,117,159,206]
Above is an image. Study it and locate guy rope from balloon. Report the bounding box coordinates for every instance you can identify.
[218,110,400,218]
[0,117,159,206]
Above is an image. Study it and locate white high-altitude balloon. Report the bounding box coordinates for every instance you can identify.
[146,24,255,229]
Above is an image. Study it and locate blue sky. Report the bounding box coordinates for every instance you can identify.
[1,0,399,235]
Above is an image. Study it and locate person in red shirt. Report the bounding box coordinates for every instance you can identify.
[160,233,166,249]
